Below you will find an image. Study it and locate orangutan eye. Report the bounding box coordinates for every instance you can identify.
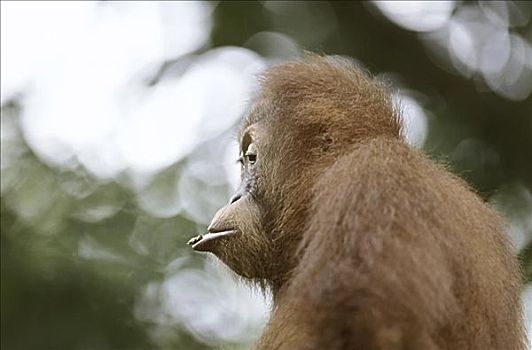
[245,143,257,165]
[246,153,257,165]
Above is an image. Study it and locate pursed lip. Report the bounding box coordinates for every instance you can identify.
[187,229,238,252]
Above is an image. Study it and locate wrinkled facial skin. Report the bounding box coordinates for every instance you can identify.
[188,123,276,280]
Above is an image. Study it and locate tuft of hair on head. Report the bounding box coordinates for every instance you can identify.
[257,53,403,143]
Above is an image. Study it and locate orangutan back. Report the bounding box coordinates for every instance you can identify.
[257,137,524,350]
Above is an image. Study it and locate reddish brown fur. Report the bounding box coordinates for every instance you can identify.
[195,54,525,349]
